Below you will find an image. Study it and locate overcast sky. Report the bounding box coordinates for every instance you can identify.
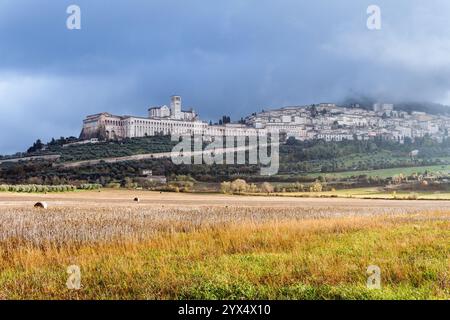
[1,0,450,154]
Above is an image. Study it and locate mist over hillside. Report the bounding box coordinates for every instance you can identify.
[342,96,450,115]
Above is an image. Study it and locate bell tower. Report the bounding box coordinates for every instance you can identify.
[170,95,182,119]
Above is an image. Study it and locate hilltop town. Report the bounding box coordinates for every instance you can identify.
[246,102,447,143]
[79,96,450,144]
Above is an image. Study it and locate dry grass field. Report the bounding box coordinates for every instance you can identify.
[0,190,449,300]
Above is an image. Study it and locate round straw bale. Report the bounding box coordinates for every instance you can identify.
[34,201,48,209]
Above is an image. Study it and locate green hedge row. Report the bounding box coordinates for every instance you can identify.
[0,184,102,193]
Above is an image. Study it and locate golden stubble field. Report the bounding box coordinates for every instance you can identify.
[0,190,449,300]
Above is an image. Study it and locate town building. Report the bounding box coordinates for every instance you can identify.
[79,97,450,143]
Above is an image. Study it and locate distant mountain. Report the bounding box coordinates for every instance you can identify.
[341,96,450,115]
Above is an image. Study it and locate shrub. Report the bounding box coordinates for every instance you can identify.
[230,179,248,194]
[79,184,102,190]
[123,177,137,189]
[106,182,121,189]
[407,193,418,200]
[261,182,274,194]
[220,182,232,194]
[248,183,259,193]
[310,180,323,193]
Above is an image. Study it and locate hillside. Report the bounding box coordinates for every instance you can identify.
[0,136,177,163]
[279,136,450,174]
[2,134,450,186]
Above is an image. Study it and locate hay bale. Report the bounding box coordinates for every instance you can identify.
[34,201,48,209]
[133,197,140,202]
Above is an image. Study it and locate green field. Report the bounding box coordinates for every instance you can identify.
[304,164,450,179]
[265,187,450,200]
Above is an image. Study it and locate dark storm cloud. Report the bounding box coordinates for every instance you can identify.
[1,0,450,154]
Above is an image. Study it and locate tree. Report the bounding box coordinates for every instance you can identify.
[310,180,323,192]
[392,174,405,185]
[310,105,318,118]
[27,139,44,153]
[261,182,274,194]
[248,183,258,193]
[220,181,231,194]
[231,179,248,194]
[123,177,137,189]
[219,116,231,125]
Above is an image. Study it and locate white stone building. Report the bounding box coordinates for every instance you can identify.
[80,96,262,140]
[148,96,197,121]
[80,98,450,143]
